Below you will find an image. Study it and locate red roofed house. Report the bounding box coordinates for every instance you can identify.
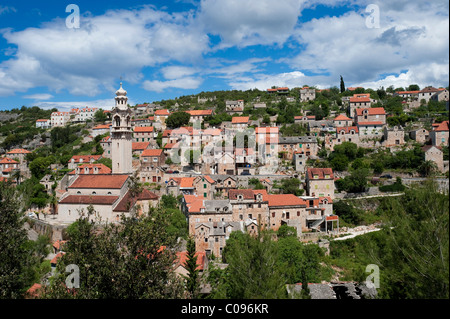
[186,110,213,125]
[139,148,166,184]
[133,126,155,143]
[306,168,335,199]
[228,189,269,225]
[430,121,449,147]
[58,174,159,223]
[0,157,19,181]
[68,163,111,176]
[231,116,250,129]
[154,109,171,129]
[267,193,306,234]
[355,107,386,138]
[333,114,353,127]
[132,141,150,156]
[51,111,71,127]
[68,155,102,170]
[335,126,360,146]
[349,94,372,118]
[36,119,51,129]
[92,124,111,137]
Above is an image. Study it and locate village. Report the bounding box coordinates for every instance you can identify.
[1,82,449,299]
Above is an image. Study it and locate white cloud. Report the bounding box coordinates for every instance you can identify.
[142,77,203,92]
[286,1,449,88]
[198,0,304,48]
[228,71,310,91]
[0,5,16,15]
[23,93,54,100]
[161,66,200,80]
[33,98,126,111]
[0,6,209,97]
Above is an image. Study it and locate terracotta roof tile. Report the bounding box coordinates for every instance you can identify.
[69,174,128,189]
[355,107,386,116]
[132,142,150,151]
[267,194,306,207]
[141,149,163,157]
[232,116,250,124]
[60,195,119,205]
[113,189,158,212]
[7,148,31,154]
[133,126,154,133]
[307,168,334,180]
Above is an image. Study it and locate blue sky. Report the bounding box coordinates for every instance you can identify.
[0,0,448,111]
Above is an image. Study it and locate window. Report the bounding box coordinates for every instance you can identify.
[297,211,300,216]
[204,184,207,188]
[239,214,243,220]
[286,212,290,219]
[272,212,275,218]
[204,193,207,198]
[215,237,219,242]
[248,214,252,219]
[205,238,208,242]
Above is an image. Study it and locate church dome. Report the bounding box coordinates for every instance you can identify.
[116,82,127,96]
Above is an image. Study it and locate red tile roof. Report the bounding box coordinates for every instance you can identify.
[433,121,449,132]
[267,194,306,207]
[307,168,334,180]
[7,148,31,154]
[0,157,18,164]
[68,155,101,163]
[232,116,250,124]
[357,121,384,126]
[68,163,112,175]
[132,142,150,151]
[133,126,154,133]
[141,149,163,157]
[155,109,171,116]
[69,174,128,189]
[164,143,180,149]
[355,107,386,116]
[113,189,158,212]
[93,124,111,130]
[334,114,352,121]
[36,119,49,122]
[180,177,195,189]
[59,195,119,205]
[228,189,255,200]
[336,126,359,134]
[186,110,213,116]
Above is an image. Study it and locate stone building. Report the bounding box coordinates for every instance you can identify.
[306,167,335,199]
[410,128,429,144]
[430,121,449,147]
[383,125,405,147]
[423,145,445,172]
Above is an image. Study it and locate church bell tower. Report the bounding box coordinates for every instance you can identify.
[111,82,133,175]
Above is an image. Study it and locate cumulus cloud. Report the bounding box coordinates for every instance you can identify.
[198,0,304,48]
[0,6,209,96]
[23,93,54,100]
[228,71,310,91]
[286,1,449,88]
[142,77,203,92]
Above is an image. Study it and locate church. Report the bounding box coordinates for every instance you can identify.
[57,83,159,223]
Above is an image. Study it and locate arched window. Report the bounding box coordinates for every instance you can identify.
[114,116,121,127]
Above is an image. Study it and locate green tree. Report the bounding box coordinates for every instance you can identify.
[220,231,287,299]
[166,111,191,128]
[183,237,200,299]
[340,75,345,93]
[280,178,304,196]
[44,206,184,298]
[0,182,33,298]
